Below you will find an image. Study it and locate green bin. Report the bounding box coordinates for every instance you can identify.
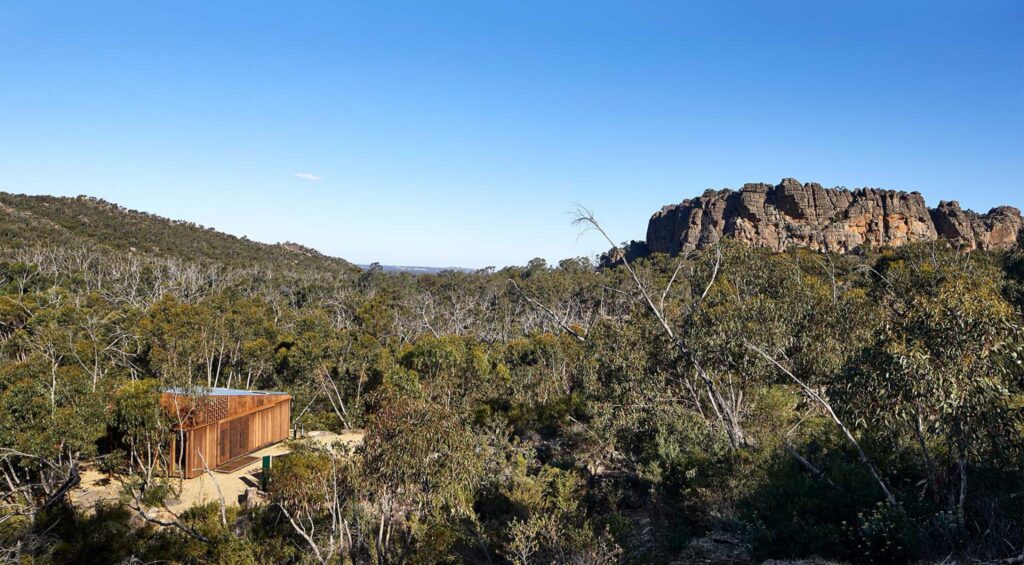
[261,455,271,491]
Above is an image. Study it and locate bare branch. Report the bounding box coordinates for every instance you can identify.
[196,451,227,527]
[698,245,722,304]
[659,259,686,313]
[573,207,674,339]
[743,340,897,506]
[508,279,586,342]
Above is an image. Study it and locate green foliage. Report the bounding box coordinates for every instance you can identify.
[0,192,359,274]
[0,232,1021,563]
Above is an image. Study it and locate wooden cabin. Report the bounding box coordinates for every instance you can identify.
[161,387,291,479]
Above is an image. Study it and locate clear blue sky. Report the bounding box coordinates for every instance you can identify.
[1,1,1021,268]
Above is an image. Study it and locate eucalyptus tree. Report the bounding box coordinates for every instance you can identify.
[833,245,1024,522]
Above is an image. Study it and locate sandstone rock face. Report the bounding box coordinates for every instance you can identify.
[930,201,1023,251]
[643,179,1020,256]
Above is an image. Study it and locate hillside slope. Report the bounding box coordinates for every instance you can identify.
[0,192,358,273]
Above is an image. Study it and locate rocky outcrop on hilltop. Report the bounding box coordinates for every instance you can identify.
[930,201,1023,251]
[629,179,1020,259]
[277,241,324,257]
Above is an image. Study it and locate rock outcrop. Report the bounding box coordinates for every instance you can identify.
[277,241,325,257]
[631,179,1020,259]
[930,201,1023,252]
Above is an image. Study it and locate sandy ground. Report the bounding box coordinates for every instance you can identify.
[70,430,364,517]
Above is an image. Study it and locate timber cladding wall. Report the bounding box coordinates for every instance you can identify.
[162,388,291,479]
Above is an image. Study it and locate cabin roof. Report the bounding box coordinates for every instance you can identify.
[162,387,289,397]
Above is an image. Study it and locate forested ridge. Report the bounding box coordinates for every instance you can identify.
[0,192,358,274]
[0,198,1022,564]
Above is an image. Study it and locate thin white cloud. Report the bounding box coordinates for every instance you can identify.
[294,172,323,181]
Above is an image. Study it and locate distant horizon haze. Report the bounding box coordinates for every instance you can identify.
[1,1,1021,268]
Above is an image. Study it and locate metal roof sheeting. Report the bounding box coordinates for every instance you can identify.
[161,387,288,397]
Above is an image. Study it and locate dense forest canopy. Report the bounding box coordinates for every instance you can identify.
[0,195,1021,564]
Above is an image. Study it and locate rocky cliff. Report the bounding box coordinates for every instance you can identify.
[633,179,1021,258]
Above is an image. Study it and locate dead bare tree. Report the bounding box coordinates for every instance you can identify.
[315,363,353,430]
[508,279,587,342]
[122,481,211,544]
[0,449,81,523]
[573,207,747,449]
